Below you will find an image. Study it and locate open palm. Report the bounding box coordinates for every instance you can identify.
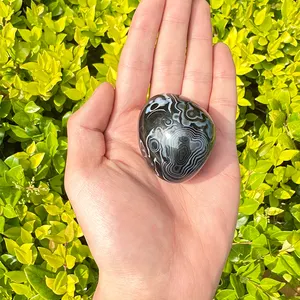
[65,0,240,299]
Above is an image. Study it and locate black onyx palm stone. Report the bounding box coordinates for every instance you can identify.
[138,94,216,183]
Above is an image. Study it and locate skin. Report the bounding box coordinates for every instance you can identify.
[65,0,240,299]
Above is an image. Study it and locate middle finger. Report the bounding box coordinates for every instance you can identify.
[150,0,193,97]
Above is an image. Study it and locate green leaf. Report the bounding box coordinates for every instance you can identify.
[4,238,19,255]
[254,160,273,173]
[292,171,300,184]
[24,266,60,300]
[282,0,294,20]
[10,283,31,296]
[1,254,22,270]
[280,254,300,276]
[66,255,76,269]
[266,207,284,216]
[6,271,27,283]
[0,100,11,118]
[43,254,64,269]
[24,101,41,113]
[12,112,31,128]
[62,88,84,101]
[3,227,21,239]
[21,227,33,243]
[18,29,31,42]
[240,262,262,280]
[254,7,267,25]
[75,77,86,96]
[74,264,89,289]
[50,271,67,295]
[44,27,56,45]
[0,128,5,145]
[54,16,67,32]
[228,244,251,263]
[260,278,285,292]
[15,41,31,63]
[30,153,45,169]
[3,204,17,218]
[244,149,257,170]
[269,110,286,128]
[279,150,299,161]
[47,134,58,157]
[6,165,25,185]
[34,164,49,181]
[44,205,63,216]
[239,198,260,215]
[287,113,300,142]
[252,234,267,247]
[10,125,30,139]
[35,226,52,240]
[15,244,33,265]
[229,274,245,298]
[241,225,260,240]
[273,188,294,199]
[53,154,65,174]
[216,289,237,300]
[0,216,5,233]
[248,173,266,189]
[291,204,300,222]
[287,232,300,251]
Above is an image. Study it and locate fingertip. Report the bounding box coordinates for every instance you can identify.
[92,81,115,101]
[213,43,236,78]
[214,42,230,52]
[68,81,115,133]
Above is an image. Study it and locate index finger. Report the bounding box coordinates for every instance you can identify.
[114,0,166,115]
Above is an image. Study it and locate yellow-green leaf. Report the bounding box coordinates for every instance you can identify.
[10,283,31,296]
[66,255,76,269]
[30,153,45,169]
[44,254,65,269]
[254,7,267,25]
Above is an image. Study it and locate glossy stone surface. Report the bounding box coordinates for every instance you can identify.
[138,94,216,183]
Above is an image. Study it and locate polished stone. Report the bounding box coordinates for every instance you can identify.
[138,94,216,183]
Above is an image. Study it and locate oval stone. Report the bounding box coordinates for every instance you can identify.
[138,94,216,183]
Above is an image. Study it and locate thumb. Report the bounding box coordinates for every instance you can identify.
[65,82,115,178]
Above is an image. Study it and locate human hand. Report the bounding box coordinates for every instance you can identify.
[65,0,240,299]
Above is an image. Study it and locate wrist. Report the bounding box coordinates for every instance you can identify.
[93,270,216,300]
[93,276,161,300]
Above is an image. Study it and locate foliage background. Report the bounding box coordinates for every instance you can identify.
[0,0,300,299]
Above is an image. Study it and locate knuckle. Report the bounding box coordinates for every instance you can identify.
[213,69,236,80]
[67,113,77,129]
[67,112,82,132]
[119,58,152,73]
[162,0,191,25]
[183,70,212,84]
[162,15,187,25]
[212,97,237,108]
[189,35,211,42]
[130,19,157,36]
[154,59,185,75]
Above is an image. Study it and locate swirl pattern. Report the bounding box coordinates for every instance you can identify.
[138,94,216,183]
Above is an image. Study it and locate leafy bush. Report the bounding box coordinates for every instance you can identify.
[0,0,299,299]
